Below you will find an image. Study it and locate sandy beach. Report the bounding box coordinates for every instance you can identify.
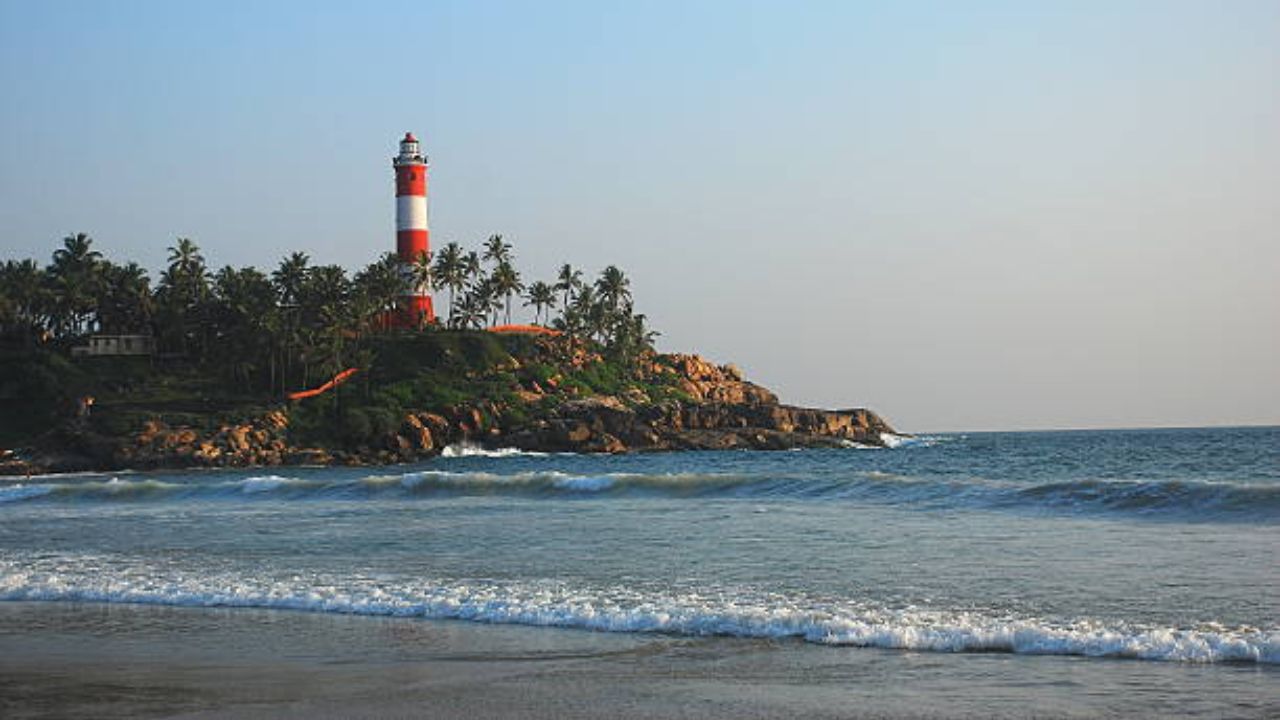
[2,601,1276,719]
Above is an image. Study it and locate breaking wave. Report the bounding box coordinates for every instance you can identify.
[1,470,1275,521]
[879,433,942,449]
[439,444,553,458]
[0,554,1274,665]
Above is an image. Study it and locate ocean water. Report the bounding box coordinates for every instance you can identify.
[2,427,1278,716]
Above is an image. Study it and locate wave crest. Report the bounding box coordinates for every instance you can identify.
[3,469,1276,521]
[1,555,1274,665]
[439,444,550,458]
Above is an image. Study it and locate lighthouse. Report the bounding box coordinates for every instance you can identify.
[393,132,434,325]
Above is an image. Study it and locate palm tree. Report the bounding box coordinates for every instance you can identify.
[353,253,409,329]
[209,266,276,390]
[524,281,556,325]
[569,285,602,341]
[160,237,210,309]
[606,310,659,364]
[482,234,512,267]
[166,238,206,283]
[51,232,102,270]
[156,237,211,355]
[463,251,482,278]
[96,261,152,333]
[301,265,350,316]
[490,259,523,325]
[466,276,504,327]
[48,232,103,336]
[296,264,350,387]
[455,291,488,330]
[554,263,582,319]
[409,250,433,326]
[459,251,485,329]
[0,259,49,342]
[431,242,466,325]
[271,252,309,392]
[596,265,631,314]
[271,252,310,307]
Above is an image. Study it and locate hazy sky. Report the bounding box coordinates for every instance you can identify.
[2,1,1277,431]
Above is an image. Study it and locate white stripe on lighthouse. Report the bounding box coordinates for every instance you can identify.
[396,195,428,231]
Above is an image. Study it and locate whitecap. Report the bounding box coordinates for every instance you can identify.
[2,554,1273,665]
[439,444,548,458]
[879,433,942,449]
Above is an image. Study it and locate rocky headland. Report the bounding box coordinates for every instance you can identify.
[1,336,896,475]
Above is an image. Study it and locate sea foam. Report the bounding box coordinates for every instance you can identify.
[1,554,1274,665]
[439,444,549,458]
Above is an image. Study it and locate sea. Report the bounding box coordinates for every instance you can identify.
[1,426,1277,718]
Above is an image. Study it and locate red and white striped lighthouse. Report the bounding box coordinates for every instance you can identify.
[394,132,434,325]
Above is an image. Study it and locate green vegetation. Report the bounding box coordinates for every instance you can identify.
[0,232,661,449]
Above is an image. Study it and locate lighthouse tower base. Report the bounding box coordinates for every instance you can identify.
[401,295,435,328]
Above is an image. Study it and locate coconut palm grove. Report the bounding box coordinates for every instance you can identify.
[0,231,659,453]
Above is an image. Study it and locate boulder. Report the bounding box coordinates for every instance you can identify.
[401,414,435,451]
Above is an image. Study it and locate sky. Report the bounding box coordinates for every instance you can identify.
[1,0,1277,432]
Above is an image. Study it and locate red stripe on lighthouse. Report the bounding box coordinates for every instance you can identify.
[397,230,429,261]
[395,167,426,196]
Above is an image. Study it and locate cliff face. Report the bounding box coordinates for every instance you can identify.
[411,352,894,456]
[503,398,893,454]
[3,347,896,473]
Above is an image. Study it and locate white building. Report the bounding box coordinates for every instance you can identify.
[71,334,156,357]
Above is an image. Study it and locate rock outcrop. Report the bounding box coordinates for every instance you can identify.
[498,354,895,454]
[0,352,897,474]
[502,398,893,454]
[660,354,778,405]
[114,410,309,469]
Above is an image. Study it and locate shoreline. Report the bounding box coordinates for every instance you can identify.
[2,600,1275,719]
[0,424,898,478]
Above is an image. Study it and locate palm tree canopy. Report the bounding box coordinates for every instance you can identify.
[491,260,523,296]
[555,264,581,293]
[96,261,153,333]
[167,237,204,271]
[596,265,631,311]
[524,280,557,325]
[159,237,210,307]
[272,251,310,306]
[482,234,512,266]
[432,243,465,288]
[525,281,556,307]
[410,249,433,290]
[353,253,410,314]
[463,251,482,279]
[51,233,102,273]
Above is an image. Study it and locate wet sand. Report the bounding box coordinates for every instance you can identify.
[0,602,1276,719]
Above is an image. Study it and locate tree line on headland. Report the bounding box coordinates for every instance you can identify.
[1,233,896,469]
[0,232,657,395]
